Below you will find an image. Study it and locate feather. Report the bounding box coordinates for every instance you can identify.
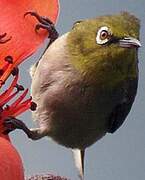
[72,149,85,180]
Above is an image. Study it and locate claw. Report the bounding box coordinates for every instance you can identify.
[35,23,52,33]
[3,117,39,140]
[3,117,17,134]
[35,23,42,33]
[3,117,28,134]
[24,11,53,25]
[24,11,59,45]
[0,33,12,44]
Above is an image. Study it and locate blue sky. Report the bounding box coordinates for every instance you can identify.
[10,0,145,179]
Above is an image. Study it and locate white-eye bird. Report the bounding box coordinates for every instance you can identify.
[5,11,141,180]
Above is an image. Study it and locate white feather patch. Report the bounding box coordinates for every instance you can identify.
[29,63,38,79]
[72,149,84,180]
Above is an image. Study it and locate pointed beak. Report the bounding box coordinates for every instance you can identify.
[119,37,141,48]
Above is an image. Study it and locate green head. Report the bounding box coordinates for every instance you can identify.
[67,12,141,86]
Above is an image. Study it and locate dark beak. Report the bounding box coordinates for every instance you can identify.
[119,37,141,48]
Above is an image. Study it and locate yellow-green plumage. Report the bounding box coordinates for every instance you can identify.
[68,12,140,88]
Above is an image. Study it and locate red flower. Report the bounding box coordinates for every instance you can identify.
[0,0,59,86]
[0,1,59,179]
[0,71,34,140]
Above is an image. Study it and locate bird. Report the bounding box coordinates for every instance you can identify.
[4,11,141,180]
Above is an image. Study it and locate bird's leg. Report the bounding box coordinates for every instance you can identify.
[24,11,59,45]
[3,117,47,140]
[0,33,11,44]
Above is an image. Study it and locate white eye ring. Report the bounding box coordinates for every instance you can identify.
[96,26,111,45]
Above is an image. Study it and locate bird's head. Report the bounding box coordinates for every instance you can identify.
[68,12,141,85]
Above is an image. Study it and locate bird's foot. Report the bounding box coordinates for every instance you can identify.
[3,117,46,140]
[3,117,35,139]
[0,33,11,44]
[24,11,59,44]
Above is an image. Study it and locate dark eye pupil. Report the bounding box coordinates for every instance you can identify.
[100,30,108,40]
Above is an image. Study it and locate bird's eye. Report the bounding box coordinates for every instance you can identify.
[96,26,112,45]
[100,30,109,40]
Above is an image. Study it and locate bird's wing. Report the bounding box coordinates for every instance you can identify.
[107,78,138,133]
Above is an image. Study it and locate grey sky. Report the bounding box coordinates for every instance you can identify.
[10,0,145,180]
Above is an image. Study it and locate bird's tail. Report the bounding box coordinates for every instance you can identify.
[72,149,85,180]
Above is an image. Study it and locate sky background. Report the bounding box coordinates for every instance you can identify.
[10,0,145,180]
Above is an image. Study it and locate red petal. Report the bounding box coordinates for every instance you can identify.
[6,89,31,117]
[10,89,29,108]
[1,93,31,118]
[0,137,24,180]
[0,0,59,83]
[0,91,18,107]
[0,74,18,102]
[11,98,32,117]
